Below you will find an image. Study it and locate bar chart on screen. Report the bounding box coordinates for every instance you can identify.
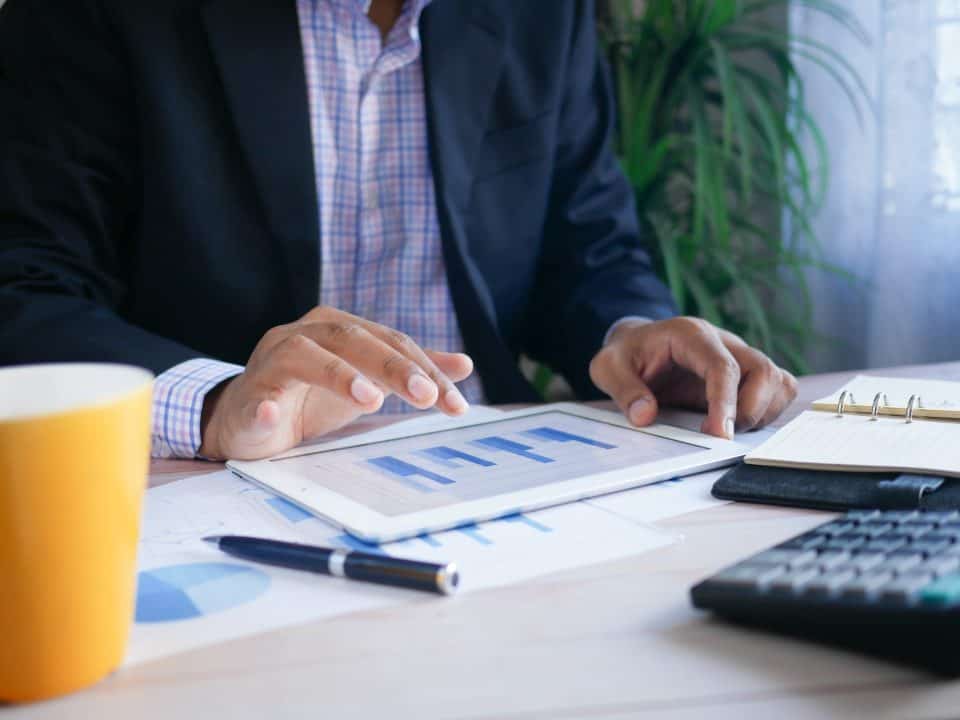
[272,411,703,517]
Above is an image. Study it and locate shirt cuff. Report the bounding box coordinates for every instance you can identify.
[151,358,244,459]
[603,316,653,346]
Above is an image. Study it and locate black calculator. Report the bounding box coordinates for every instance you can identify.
[691,509,960,675]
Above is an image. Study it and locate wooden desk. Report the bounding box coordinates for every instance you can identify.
[12,363,960,719]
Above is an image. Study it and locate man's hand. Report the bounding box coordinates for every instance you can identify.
[589,317,798,439]
[199,307,474,460]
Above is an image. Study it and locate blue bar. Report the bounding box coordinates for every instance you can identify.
[364,460,433,492]
[522,426,616,450]
[417,533,443,548]
[265,496,314,524]
[367,456,455,486]
[470,436,554,464]
[421,446,496,468]
[501,513,553,533]
[456,524,494,546]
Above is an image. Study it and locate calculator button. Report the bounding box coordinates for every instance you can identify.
[834,531,871,542]
[858,522,895,537]
[862,536,909,554]
[881,572,935,602]
[876,532,911,543]
[840,552,886,572]
[908,538,952,557]
[919,510,959,524]
[919,532,956,544]
[843,571,895,598]
[820,537,867,552]
[708,564,786,590]
[751,550,817,568]
[817,521,856,537]
[880,510,920,521]
[937,530,960,546]
[919,573,960,605]
[769,567,821,593]
[900,523,935,539]
[858,538,907,553]
[777,533,827,551]
[805,569,856,595]
[877,552,924,574]
[920,556,960,577]
[816,550,851,569]
[845,510,881,522]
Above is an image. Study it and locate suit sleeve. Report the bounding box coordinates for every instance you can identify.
[0,0,204,374]
[524,0,677,399]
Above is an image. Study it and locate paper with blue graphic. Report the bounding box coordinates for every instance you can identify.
[127,408,678,666]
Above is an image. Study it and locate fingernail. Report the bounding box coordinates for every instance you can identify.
[445,389,469,414]
[628,397,650,425]
[724,418,735,440]
[350,376,381,405]
[407,374,436,403]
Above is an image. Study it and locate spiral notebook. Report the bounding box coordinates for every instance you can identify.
[746,375,960,478]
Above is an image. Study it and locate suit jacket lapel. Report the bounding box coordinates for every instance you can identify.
[202,0,319,315]
[421,3,506,215]
[422,3,538,403]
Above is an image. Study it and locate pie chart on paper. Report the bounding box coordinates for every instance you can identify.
[135,562,270,623]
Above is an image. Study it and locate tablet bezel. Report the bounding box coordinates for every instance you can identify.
[227,403,746,543]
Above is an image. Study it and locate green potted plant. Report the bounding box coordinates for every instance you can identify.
[597,0,868,373]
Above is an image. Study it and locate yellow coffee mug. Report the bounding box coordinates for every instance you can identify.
[0,363,153,702]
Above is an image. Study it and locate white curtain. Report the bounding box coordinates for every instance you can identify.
[792,1,960,372]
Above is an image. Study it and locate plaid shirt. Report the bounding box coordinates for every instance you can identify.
[151,0,483,458]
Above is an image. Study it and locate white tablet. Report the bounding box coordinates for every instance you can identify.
[228,403,747,543]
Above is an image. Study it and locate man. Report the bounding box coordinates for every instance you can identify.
[0,0,796,461]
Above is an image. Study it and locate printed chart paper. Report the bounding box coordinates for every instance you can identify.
[128,474,676,666]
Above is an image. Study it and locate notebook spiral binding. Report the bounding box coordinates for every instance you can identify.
[835,390,922,423]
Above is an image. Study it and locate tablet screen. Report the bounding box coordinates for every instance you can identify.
[269,411,705,517]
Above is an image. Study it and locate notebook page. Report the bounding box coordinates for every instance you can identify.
[812,375,960,418]
[746,410,960,477]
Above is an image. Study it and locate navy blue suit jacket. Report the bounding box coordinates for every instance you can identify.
[0,0,676,403]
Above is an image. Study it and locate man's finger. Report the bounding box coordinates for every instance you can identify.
[357,322,469,415]
[736,374,775,432]
[428,351,474,384]
[297,307,469,415]
[758,370,798,428]
[589,348,660,427]
[732,350,780,431]
[638,322,739,439]
[259,332,384,411]
[295,321,442,410]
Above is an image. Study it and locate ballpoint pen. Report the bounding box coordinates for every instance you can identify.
[203,534,459,596]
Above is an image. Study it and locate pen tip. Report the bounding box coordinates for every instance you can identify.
[202,536,222,545]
